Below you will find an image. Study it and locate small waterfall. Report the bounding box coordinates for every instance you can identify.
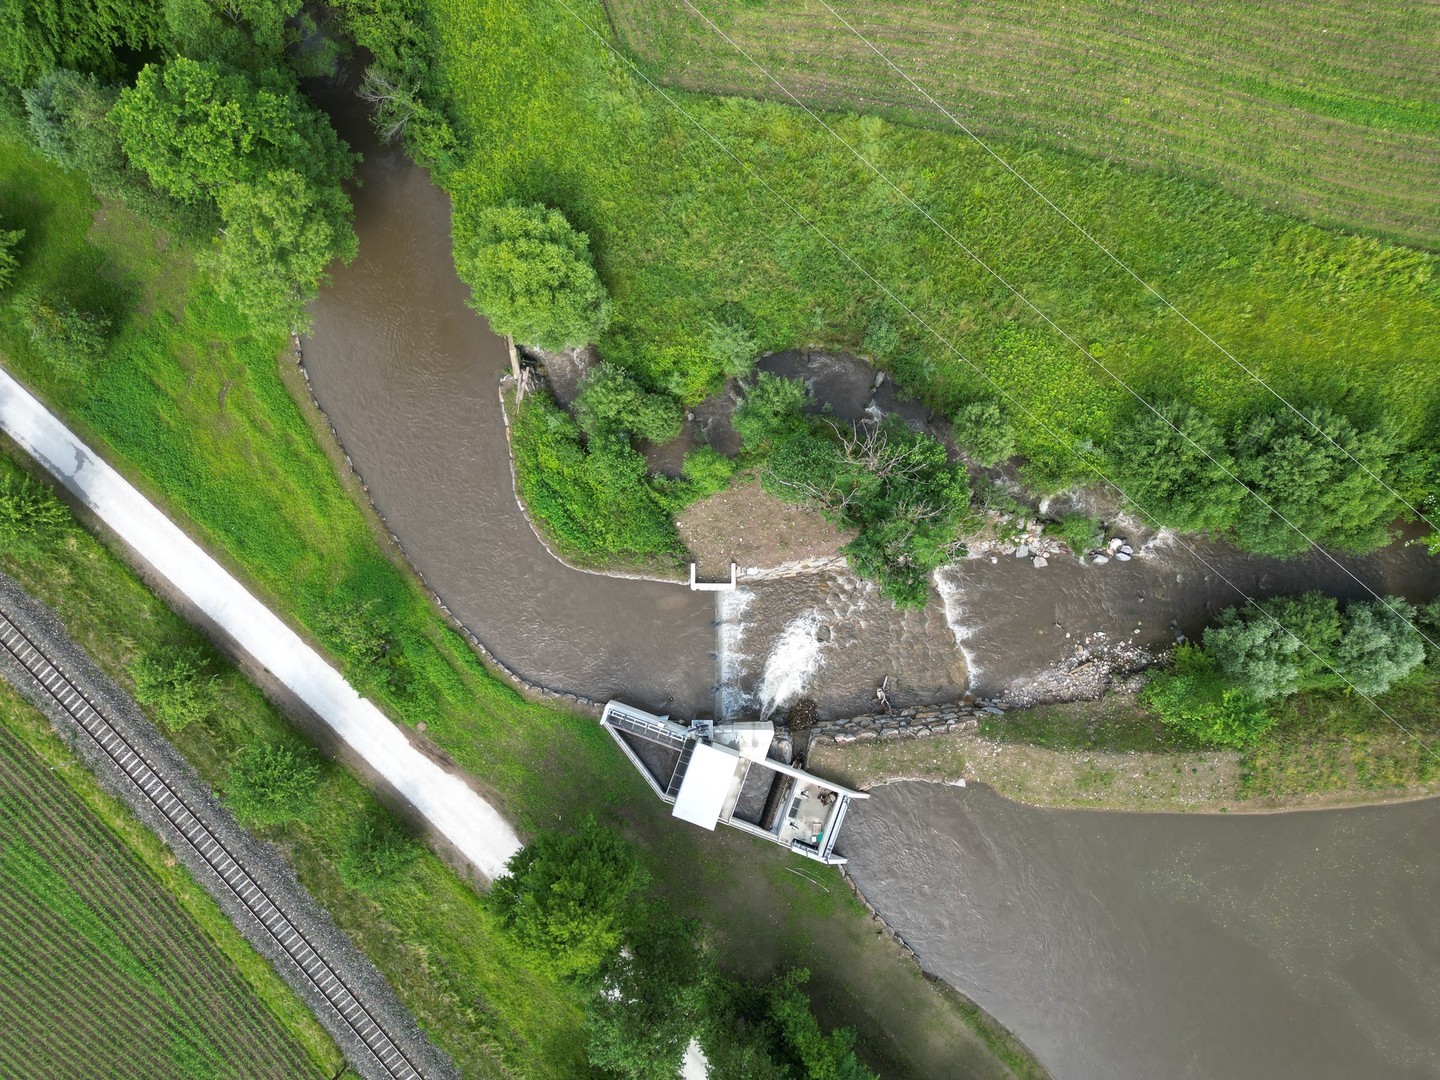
[716,588,754,719]
[757,611,828,720]
[935,571,980,690]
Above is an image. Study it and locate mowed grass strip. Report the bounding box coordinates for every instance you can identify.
[433,0,1438,497]
[0,715,321,1079]
[606,0,1440,248]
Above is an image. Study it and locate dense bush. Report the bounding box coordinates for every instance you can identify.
[0,472,71,549]
[130,645,218,733]
[315,597,410,695]
[451,200,610,350]
[680,446,739,498]
[572,362,683,443]
[732,373,811,453]
[704,317,758,380]
[1142,644,1274,748]
[18,295,109,375]
[226,742,320,827]
[490,817,647,980]
[338,809,421,894]
[0,227,21,291]
[951,400,1016,468]
[1045,512,1103,556]
[510,390,684,565]
[1230,407,1401,557]
[1107,401,1244,534]
[1203,592,1424,700]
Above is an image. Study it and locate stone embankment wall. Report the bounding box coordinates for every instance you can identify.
[810,697,1006,746]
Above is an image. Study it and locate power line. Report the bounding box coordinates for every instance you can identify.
[676,0,1440,659]
[817,0,1437,536]
[548,0,1440,765]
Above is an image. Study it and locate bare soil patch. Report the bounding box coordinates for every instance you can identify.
[677,478,855,576]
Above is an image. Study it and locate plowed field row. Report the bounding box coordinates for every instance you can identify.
[0,721,313,1078]
[608,0,1440,246]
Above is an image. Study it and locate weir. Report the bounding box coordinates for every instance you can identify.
[600,700,865,865]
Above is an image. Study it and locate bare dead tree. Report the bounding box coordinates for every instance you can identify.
[357,67,418,144]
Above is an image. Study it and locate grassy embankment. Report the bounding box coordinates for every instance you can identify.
[0,131,1041,1077]
[810,680,1440,812]
[0,686,338,1078]
[606,0,1440,249]
[430,0,1439,498]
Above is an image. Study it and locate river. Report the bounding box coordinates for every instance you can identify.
[303,92,1440,1079]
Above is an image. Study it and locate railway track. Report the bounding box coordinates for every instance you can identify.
[0,609,430,1080]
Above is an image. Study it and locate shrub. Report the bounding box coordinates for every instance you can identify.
[1142,644,1274,748]
[226,742,320,827]
[760,430,843,506]
[0,472,71,549]
[860,312,900,360]
[680,446,738,498]
[572,362,683,443]
[490,817,647,980]
[0,227,21,291]
[1107,400,1244,534]
[732,373,809,452]
[704,317,758,380]
[451,199,610,349]
[18,296,109,375]
[1046,512,1103,556]
[316,597,409,694]
[1332,598,1425,696]
[951,400,1016,468]
[130,645,218,733]
[338,809,420,894]
[1230,407,1400,557]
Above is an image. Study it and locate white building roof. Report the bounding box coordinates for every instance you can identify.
[671,742,741,830]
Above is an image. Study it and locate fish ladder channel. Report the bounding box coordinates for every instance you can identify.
[0,609,432,1080]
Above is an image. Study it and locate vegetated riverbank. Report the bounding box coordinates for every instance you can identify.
[810,678,1440,812]
[606,0,1440,248]
[0,132,1045,1079]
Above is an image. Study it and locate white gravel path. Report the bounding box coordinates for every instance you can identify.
[0,366,522,879]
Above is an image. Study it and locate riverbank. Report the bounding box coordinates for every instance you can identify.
[810,685,1440,812]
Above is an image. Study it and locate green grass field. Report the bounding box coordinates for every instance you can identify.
[0,701,328,1079]
[0,126,1037,1075]
[427,0,1438,497]
[605,0,1440,249]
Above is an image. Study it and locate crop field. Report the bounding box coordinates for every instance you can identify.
[606,0,1440,249]
[0,716,318,1079]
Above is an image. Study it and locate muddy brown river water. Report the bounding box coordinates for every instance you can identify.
[304,96,1440,1079]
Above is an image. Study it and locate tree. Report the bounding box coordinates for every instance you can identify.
[1331,598,1425,696]
[212,170,357,329]
[951,400,1015,468]
[227,741,320,827]
[163,0,299,71]
[130,645,218,732]
[114,59,354,206]
[451,200,610,350]
[1203,593,1340,700]
[490,817,647,980]
[585,913,710,1080]
[0,0,164,91]
[573,362,683,444]
[1107,400,1243,534]
[1230,407,1399,557]
[0,228,22,291]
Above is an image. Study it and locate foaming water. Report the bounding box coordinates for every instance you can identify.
[716,588,753,719]
[757,611,828,719]
[722,571,968,719]
[841,783,1440,1080]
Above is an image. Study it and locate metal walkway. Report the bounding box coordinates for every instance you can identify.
[0,610,429,1080]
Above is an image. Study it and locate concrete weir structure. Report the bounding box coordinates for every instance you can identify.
[600,701,865,865]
